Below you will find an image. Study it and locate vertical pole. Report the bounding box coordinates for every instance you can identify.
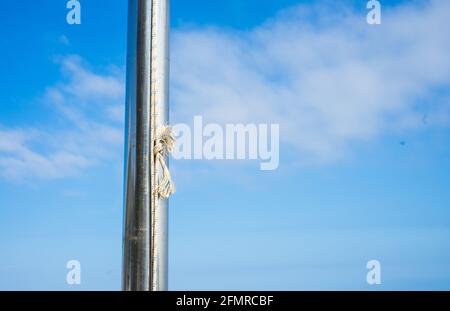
[123,0,170,291]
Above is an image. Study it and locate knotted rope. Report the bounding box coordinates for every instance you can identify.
[153,125,176,199]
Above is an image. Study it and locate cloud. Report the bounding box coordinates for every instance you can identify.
[171,0,450,163]
[57,55,124,101]
[0,127,92,179]
[0,56,124,180]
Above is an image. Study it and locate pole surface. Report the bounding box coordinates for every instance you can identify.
[123,0,170,291]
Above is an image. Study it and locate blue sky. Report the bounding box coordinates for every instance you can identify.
[1,0,450,290]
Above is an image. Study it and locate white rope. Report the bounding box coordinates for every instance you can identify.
[153,125,176,199]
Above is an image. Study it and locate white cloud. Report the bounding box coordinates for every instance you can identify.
[0,128,90,179]
[171,0,450,163]
[57,55,124,101]
[0,56,124,180]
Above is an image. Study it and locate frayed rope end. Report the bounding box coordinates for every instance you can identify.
[154,125,176,199]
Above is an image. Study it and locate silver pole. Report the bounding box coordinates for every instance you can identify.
[123,0,170,291]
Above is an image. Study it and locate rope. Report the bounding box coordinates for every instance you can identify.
[151,124,175,291]
[153,125,176,199]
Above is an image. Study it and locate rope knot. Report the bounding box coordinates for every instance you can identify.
[154,125,176,199]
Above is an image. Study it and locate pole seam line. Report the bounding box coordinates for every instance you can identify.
[150,0,158,291]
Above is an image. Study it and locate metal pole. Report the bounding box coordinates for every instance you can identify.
[123,0,170,291]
